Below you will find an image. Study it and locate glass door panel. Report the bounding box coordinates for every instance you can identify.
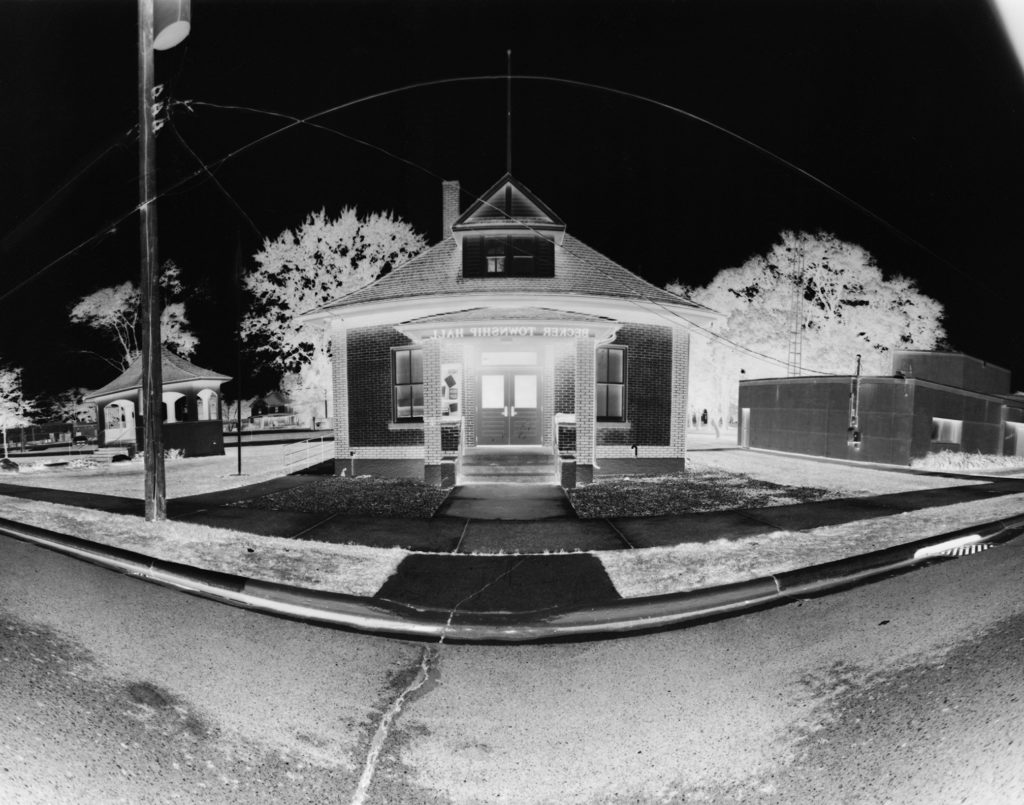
[481,375,506,409]
[513,374,537,408]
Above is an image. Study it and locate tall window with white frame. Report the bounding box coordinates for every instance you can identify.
[393,346,424,422]
[596,345,627,421]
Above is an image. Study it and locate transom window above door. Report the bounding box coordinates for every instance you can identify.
[480,351,537,366]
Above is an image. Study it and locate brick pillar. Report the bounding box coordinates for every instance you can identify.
[330,324,350,473]
[574,335,596,482]
[670,326,690,460]
[422,339,445,485]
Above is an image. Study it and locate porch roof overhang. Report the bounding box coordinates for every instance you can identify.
[303,291,722,333]
[395,307,622,343]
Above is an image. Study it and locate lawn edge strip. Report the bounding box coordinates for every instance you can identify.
[1,514,1021,643]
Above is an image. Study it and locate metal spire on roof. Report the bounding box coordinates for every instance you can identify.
[506,49,512,175]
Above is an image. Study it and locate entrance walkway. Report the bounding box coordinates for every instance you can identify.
[439,484,572,520]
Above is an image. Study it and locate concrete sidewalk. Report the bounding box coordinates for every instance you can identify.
[2,472,1024,640]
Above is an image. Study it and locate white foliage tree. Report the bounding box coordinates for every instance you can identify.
[242,207,426,403]
[0,363,35,459]
[38,387,95,424]
[279,349,332,428]
[70,259,198,370]
[671,231,946,421]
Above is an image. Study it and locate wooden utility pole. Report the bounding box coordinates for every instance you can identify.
[138,0,166,520]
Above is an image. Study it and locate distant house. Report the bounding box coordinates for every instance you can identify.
[248,391,299,429]
[85,347,231,457]
[738,350,1024,465]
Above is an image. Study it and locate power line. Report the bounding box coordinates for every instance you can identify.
[0,72,963,369]
[166,115,263,241]
[0,128,135,256]
[172,99,831,372]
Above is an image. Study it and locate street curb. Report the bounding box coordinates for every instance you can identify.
[1,514,1023,642]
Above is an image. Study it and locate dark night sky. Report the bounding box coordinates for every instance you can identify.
[3,0,1024,399]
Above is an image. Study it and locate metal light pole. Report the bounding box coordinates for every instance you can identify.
[138,0,190,520]
[234,229,244,476]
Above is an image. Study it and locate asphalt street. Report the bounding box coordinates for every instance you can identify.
[1,532,1022,804]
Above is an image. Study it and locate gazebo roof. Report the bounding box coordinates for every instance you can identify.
[85,347,231,401]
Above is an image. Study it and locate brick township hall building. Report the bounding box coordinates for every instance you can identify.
[737,350,1024,466]
[303,174,722,486]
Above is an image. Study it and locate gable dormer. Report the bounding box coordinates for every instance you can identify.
[453,174,566,278]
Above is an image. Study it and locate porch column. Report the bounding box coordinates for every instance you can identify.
[329,323,350,474]
[670,326,690,459]
[97,403,108,447]
[574,334,597,483]
[422,338,449,486]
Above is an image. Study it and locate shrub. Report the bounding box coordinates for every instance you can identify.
[911,450,1024,471]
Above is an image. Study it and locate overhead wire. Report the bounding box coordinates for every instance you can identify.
[0,73,959,374]
[168,98,825,373]
[165,113,263,241]
[0,127,135,257]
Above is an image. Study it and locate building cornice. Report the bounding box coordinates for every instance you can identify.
[304,292,723,331]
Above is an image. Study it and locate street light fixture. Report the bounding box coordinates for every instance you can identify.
[138,0,190,521]
[153,0,191,51]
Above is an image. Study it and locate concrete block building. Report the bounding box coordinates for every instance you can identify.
[304,174,721,485]
[737,350,1024,465]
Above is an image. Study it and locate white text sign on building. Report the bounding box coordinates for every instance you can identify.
[429,326,592,339]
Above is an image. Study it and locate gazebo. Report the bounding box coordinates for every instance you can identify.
[85,347,231,457]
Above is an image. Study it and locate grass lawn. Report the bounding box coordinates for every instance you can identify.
[0,445,291,499]
[596,492,1024,597]
[2,444,1022,599]
[0,494,408,597]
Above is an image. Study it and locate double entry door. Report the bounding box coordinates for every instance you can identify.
[477,370,541,445]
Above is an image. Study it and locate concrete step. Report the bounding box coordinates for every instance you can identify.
[458,473,558,485]
[459,449,557,484]
[461,463,556,476]
[461,456,557,467]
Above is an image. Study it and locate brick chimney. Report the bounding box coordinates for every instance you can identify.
[442,180,460,236]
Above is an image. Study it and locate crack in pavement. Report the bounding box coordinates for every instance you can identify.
[350,644,438,805]
[349,557,527,804]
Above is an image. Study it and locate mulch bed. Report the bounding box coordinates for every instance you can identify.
[227,476,451,518]
[226,469,835,520]
[567,468,835,519]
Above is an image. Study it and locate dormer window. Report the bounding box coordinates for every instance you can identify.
[463,234,554,278]
[486,237,507,273]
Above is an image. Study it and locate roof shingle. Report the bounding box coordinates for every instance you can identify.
[85,347,231,400]
[319,233,703,312]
